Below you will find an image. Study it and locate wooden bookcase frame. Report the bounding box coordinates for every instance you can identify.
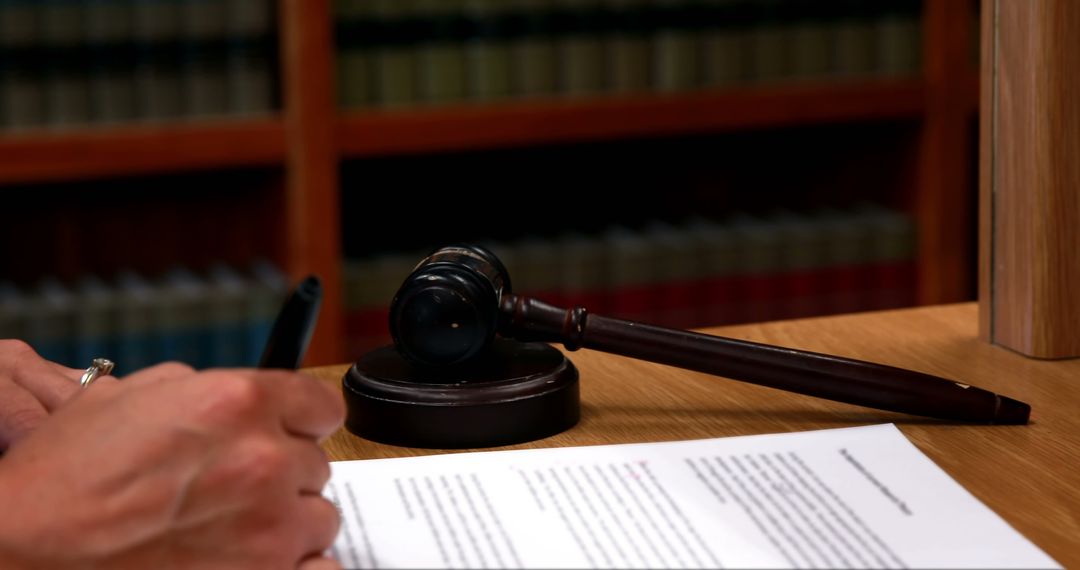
[0,0,979,365]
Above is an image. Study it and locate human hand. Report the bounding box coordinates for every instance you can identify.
[0,362,346,570]
[0,339,83,450]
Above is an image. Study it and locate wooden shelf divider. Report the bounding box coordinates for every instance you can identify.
[0,118,286,185]
[338,79,927,158]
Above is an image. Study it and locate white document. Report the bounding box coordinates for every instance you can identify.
[325,424,1058,569]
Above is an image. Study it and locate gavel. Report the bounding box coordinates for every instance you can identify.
[388,244,1029,424]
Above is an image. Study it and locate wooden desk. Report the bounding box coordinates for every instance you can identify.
[308,303,1080,567]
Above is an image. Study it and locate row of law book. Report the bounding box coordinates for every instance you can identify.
[0,0,277,131]
[334,0,921,110]
[342,204,916,359]
[0,261,288,374]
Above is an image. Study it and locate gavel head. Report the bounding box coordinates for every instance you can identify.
[389,245,512,367]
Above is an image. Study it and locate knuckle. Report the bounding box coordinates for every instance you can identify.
[236,437,289,486]
[150,361,196,378]
[0,339,36,367]
[125,361,195,384]
[0,338,34,355]
[208,375,263,416]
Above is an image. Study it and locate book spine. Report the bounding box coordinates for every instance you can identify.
[42,0,91,126]
[0,282,27,341]
[651,0,698,92]
[133,0,184,120]
[226,0,275,115]
[335,0,374,109]
[158,268,212,369]
[26,279,76,367]
[863,205,916,311]
[513,237,567,307]
[371,0,419,107]
[558,232,609,315]
[688,217,740,326]
[775,210,829,319]
[604,226,656,323]
[875,0,920,77]
[0,0,46,128]
[554,0,604,96]
[181,0,229,118]
[818,207,873,315]
[415,0,468,105]
[86,0,138,124]
[115,271,163,374]
[699,0,746,88]
[788,0,833,80]
[730,214,784,323]
[744,0,789,83]
[832,0,876,78]
[604,0,650,93]
[646,221,700,329]
[72,276,117,369]
[207,263,250,366]
[509,0,557,98]
[464,0,513,102]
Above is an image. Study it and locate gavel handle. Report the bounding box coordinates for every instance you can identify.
[498,295,1030,424]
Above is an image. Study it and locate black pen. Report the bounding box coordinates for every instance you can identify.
[258,275,323,369]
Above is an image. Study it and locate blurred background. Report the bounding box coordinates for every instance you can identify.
[0,0,980,370]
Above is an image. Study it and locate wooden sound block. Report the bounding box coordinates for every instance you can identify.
[342,339,580,448]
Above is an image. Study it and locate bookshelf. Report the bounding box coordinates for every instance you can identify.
[0,0,980,367]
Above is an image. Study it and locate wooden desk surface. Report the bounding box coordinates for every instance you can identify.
[308,303,1080,567]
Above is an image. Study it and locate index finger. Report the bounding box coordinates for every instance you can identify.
[253,370,345,441]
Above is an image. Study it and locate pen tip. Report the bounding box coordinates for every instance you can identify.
[995,395,1031,425]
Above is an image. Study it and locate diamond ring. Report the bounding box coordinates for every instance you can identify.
[79,358,116,389]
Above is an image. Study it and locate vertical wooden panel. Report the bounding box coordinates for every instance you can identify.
[916,0,976,305]
[977,0,994,340]
[280,0,345,365]
[982,0,1080,358]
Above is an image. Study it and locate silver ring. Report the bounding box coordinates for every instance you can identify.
[80,358,116,389]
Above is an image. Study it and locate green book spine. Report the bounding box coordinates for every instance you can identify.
[0,0,46,129]
[558,232,609,314]
[42,0,91,126]
[335,0,374,109]
[832,0,876,77]
[509,0,557,98]
[651,0,699,92]
[554,0,604,96]
[604,0,650,93]
[0,281,27,341]
[415,0,467,105]
[133,0,183,120]
[745,0,790,83]
[181,0,229,118]
[875,0,920,77]
[788,0,833,80]
[226,0,275,115]
[465,0,513,102]
[700,0,747,87]
[86,0,137,124]
[687,217,740,325]
[372,0,418,107]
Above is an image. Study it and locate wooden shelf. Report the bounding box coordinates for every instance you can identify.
[0,117,286,185]
[338,79,926,158]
